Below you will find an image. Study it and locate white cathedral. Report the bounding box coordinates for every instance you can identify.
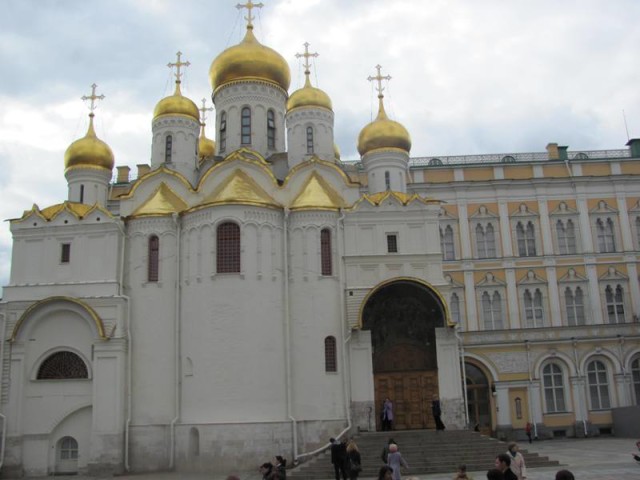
[2,2,640,477]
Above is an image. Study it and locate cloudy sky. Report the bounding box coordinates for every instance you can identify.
[1,0,639,294]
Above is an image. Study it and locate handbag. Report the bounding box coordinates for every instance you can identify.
[349,459,362,473]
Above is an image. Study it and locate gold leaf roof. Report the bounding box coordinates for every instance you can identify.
[13,202,113,222]
[203,169,280,208]
[131,183,188,216]
[290,171,345,211]
[358,191,432,207]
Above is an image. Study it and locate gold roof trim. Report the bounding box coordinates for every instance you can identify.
[283,156,359,187]
[197,147,278,190]
[12,202,113,223]
[10,296,107,342]
[202,169,280,208]
[354,190,430,207]
[290,171,345,211]
[119,166,195,200]
[131,182,189,217]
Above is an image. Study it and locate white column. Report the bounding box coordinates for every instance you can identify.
[529,381,543,426]
[577,197,594,253]
[570,377,587,430]
[464,269,478,331]
[538,200,554,255]
[617,195,633,251]
[498,201,513,257]
[506,268,520,329]
[586,262,603,324]
[614,373,630,407]
[458,202,472,260]
[495,384,511,427]
[546,267,563,327]
[626,262,640,317]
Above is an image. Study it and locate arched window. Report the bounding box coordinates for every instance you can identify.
[306,126,314,154]
[516,221,536,256]
[324,336,337,372]
[37,351,88,379]
[165,135,173,163]
[216,222,241,273]
[148,235,159,282]
[241,107,251,145]
[428,158,443,166]
[219,111,227,153]
[59,436,79,460]
[440,225,455,260]
[587,360,611,410]
[384,171,391,190]
[596,218,616,252]
[605,284,625,323]
[542,363,566,412]
[501,155,516,163]
[476,223,496,258]
[320,228,332,276]
[267,109,276,148]
[556,219,576,254]
[482,291,503,330]
[79,184,85,204]
[450,293,460,324]
[565,286,585,326]
[523,288,544,328]
[189,427,200,457]
[631,357,640,405]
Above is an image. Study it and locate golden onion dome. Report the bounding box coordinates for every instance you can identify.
[287,76,332,111]
[357,96,411,156]
[153,81,199,121]
[198,124,216,161]
[209,26,290,93]
[64,113,114,171]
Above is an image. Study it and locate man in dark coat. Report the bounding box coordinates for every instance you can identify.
[495,453,517,480]
[330,437,348,480]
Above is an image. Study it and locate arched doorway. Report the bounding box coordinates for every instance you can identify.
[465,362,492,434]
[361,279,446,430]
[55,436,79,474]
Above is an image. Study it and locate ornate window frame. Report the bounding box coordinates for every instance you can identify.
[599,267,630,324]
[517,270,548,328]
[469,205,501,259]
[439,208,459,261]
[557,268,589,326]
[510,204,540,257]
[549,202,580,255]
[590,200,619,253]
[476,272,507,330]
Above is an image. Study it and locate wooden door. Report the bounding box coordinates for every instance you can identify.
[375,371,438,430]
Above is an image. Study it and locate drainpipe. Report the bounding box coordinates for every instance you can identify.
[283,209,298,462]
[524,340,537,439]
[115,220,133,471]
[169,213,182,469]
[572,338,588,437]
[0,312,6,470]
[454,326,469,428]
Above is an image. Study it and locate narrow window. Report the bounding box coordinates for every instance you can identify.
[324,336,337,372]
[241,107,251,145]
[482,291,503,330]
[587,360,611,410]
[515,397,523,419]
[267,110,276,148]
[631,357,640,405]
[219,111,227,152]
[387,234,398,253]
[306,126,314,154]
[189,428,200,457]
[605,284,625,323]
[476,223,496,259]
[320,228,332,276]
[384,171,391,190]
[61,243,71,263]
[441,225,455,260]
[557,219,576,254]
[217,222,241,273]
[79,184,85,204]
[565,286,585,326]
[37,351,88,379]
[517,221,536,256]
[450,293,460,324]
[148,235,159,282]
[597,218,616,252]
[486,223,496,257]
[543,363,566,412]
[165,135,173,163]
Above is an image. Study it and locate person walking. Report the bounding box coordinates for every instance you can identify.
[506,443,526,480]
[386,443,408,480]
[380,438,397,463]
[382,398,394,431]
[494,454,516,480]
[330,438,348,480]
[346,440,362,480]
[432,395,446,431]
[524,422,532,444]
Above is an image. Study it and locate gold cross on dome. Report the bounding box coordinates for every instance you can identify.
[236,1,264,28]
[81,83,105,113]
[199,98,214,124]
[295,42,319,74]
[367,64,391,97]
[168,51,191,82]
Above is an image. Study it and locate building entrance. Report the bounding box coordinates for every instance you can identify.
[362,279,446,430]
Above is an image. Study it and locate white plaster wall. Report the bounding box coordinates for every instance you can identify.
[65,168,112,206]
[361,150,409,194]
[286,108,335,167]
[151,117,200,185]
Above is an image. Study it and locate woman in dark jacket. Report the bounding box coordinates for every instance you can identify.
[346,440,362,480]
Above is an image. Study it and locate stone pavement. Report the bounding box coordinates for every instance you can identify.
[7,437,640,480]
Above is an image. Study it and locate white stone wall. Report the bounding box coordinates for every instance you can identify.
[151,116,200,185]
[361,149,409,194]
[286,108,335,167]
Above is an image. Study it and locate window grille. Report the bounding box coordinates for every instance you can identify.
[217,222,241,273]
[324,336,337,372]
[543,363,566,412]
[387,234,398,253]
[148,235,159,282]
[165,135,173,163]
[306,126,314,154]
[241,107,251,145]
[37,351,88,379]
[320,228,332,276]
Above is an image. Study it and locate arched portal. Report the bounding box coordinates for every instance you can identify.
[465,362,492,434]
[361,279,446,430]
